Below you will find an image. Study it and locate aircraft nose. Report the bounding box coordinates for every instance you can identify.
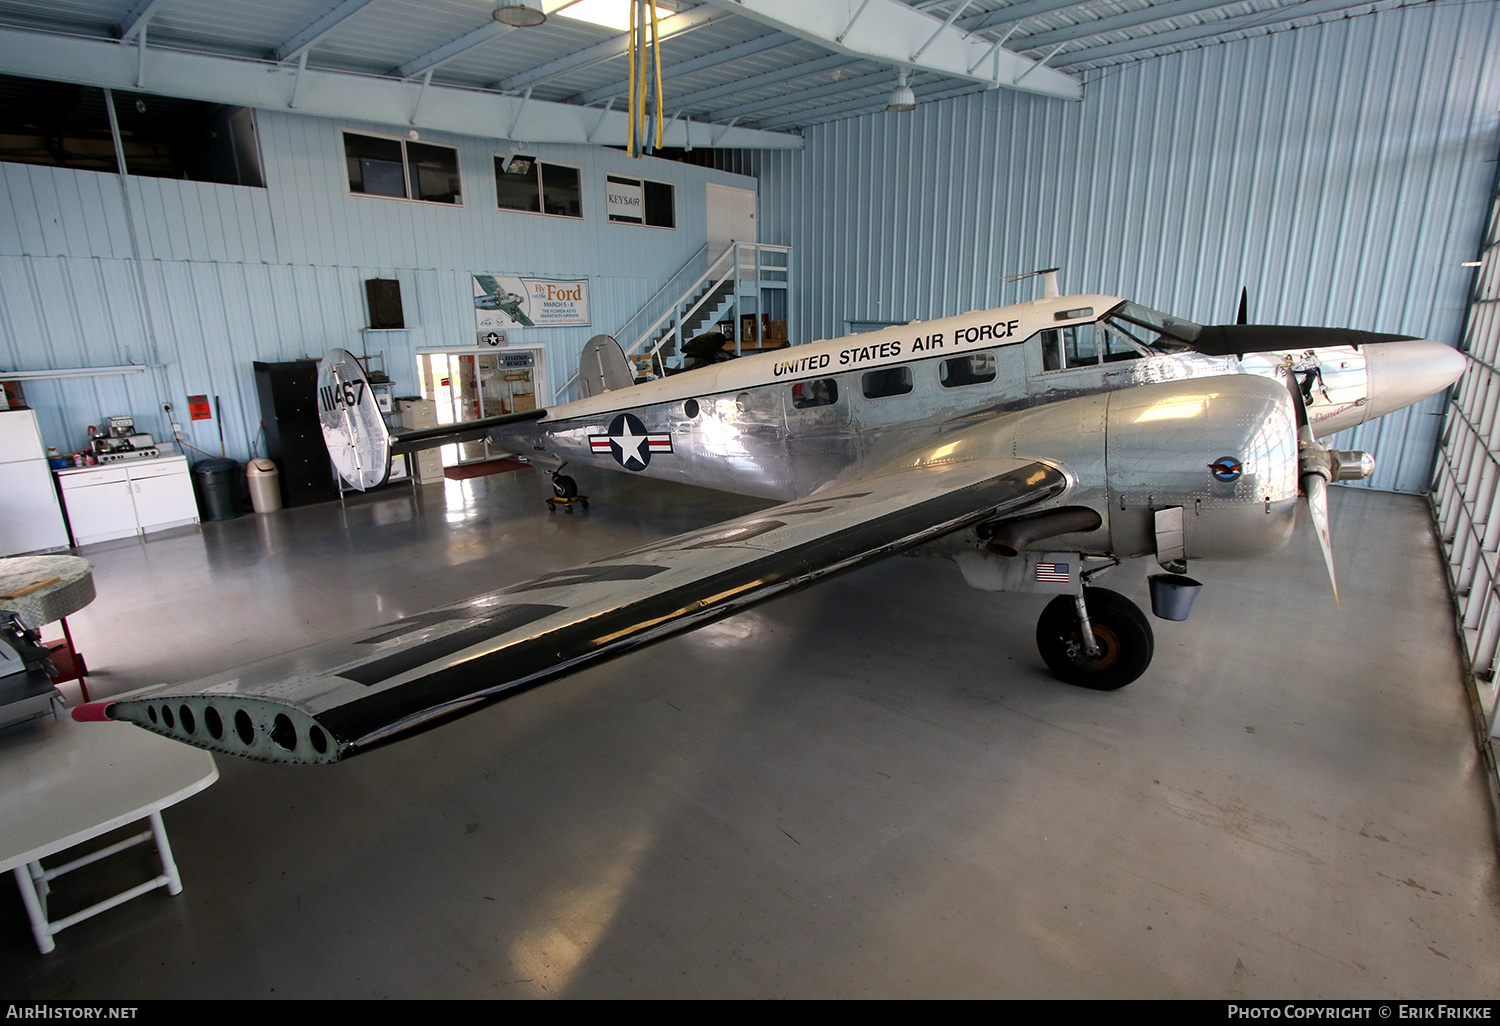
[1362,338,1466,422]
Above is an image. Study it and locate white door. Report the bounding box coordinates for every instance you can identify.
[706,183,756,263]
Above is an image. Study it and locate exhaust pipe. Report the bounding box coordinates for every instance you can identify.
[981,507,1103,557]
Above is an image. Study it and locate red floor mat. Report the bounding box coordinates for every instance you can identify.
[443,457,533,481]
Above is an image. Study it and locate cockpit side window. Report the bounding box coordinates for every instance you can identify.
[1040,324,1101,370]
[1104,301,1201,351]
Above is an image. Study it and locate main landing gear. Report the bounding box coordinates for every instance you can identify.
[1035,586,1154,690]
[546,470,588,514]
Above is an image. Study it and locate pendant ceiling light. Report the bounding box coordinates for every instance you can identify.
[886,71,916,113]
[493,2,547,27]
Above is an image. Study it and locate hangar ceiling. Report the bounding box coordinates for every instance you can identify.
[0,0,1424,146]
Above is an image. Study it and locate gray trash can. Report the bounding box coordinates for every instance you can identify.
[246,458,282,513]
[193,458,242,521]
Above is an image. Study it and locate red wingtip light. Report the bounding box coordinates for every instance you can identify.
[71,701,116,722]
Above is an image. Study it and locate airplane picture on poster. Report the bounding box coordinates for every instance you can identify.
[69,270,1466,765]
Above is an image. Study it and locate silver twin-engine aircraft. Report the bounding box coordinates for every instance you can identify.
[73,271,1466,764]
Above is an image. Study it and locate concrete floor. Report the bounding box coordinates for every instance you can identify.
[2,468,1497,998]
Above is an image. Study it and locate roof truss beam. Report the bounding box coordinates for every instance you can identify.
[397,19,516,79]
[276,0,384,63]
[955,0,1100,36]
[699,0,1080,100]
[568,30,797,105]
[1017,0,1257,52]
[495,4,732,93]
[710,67,892,122]
[1052,0,1373,66]
[672,53,859,113]
[0,27,800,149]
[117,0,167,41]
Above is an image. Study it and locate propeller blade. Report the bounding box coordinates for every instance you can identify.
[1236,287,1249,325]
[1284,367,1340,605]
[1303,471,1339,609]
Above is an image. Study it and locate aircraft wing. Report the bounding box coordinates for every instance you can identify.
[75,453,1068,764]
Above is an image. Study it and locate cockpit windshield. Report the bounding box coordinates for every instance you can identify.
[1105,302,1203,352]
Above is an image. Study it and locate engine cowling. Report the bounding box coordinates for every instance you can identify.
[1103,375,1300,560]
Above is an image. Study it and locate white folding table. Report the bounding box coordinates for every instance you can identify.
[1,714,217,954]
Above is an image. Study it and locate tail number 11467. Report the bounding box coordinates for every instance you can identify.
[320,380,366,413]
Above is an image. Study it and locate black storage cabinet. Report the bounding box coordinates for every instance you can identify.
[253,360,339,508]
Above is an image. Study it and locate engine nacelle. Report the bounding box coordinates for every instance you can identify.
[1103,375,1300,560]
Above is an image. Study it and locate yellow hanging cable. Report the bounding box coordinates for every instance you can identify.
[625,1,636,157]
[636,0,649,155]
[650,2,663,150]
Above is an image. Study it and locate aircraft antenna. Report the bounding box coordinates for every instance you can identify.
[1001,267,1062,298]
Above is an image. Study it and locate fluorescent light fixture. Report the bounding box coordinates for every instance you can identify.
[552,0,670,32]
[1462,260,1483,267]
[494,2,547,27]
[886,71,916,113]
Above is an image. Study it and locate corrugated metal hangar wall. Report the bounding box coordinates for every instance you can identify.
[0,118,755,462]
[0,3,1495,496]
[721,2,1500,494]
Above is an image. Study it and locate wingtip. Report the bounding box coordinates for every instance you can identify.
[71,701,116,722]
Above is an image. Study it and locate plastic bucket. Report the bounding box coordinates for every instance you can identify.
[193,458,243,521]
[1148,573,1203,621]
[245,458,282,513]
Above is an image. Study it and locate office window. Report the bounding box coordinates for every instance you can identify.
[496,157,582,217]
[607,174,674,228]
[344,131,460,204]
[0,74,264,185]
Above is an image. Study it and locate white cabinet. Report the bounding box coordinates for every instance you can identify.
[58,457,199,546]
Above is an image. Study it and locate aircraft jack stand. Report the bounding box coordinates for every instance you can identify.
[546,495,590,514]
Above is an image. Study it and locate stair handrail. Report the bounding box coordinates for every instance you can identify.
[611,241,710,349]
[623,242,737,356]
[555,241,790,401]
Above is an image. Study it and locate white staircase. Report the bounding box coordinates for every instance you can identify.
[559,241,791,400]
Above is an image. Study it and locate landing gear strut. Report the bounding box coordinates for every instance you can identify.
[545,469,588,514]
[1036,586,1154,690]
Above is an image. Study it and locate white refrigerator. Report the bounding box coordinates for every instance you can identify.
[0,408,71,556]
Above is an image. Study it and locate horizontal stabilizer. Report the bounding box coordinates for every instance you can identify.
[390,408,547,455]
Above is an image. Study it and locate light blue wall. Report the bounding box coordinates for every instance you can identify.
[0,107,755,461]
[721,3,1500,493]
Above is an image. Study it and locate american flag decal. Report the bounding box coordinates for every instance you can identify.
[1035,561,1070,583]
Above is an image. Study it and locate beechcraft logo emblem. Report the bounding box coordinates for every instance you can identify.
[1208,456,1244,482]
[589,413,672,470]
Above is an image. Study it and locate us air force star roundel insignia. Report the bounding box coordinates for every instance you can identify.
[589,413,673,470]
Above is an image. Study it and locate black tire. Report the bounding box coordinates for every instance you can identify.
[552,473,577,499]
[1035,587,1154,691]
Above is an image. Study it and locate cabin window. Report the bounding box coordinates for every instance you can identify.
[862,366,913,399]
[940,352,996,388]
[495,157,582,217]
[791,379,838,408]
[345,131,460,204]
